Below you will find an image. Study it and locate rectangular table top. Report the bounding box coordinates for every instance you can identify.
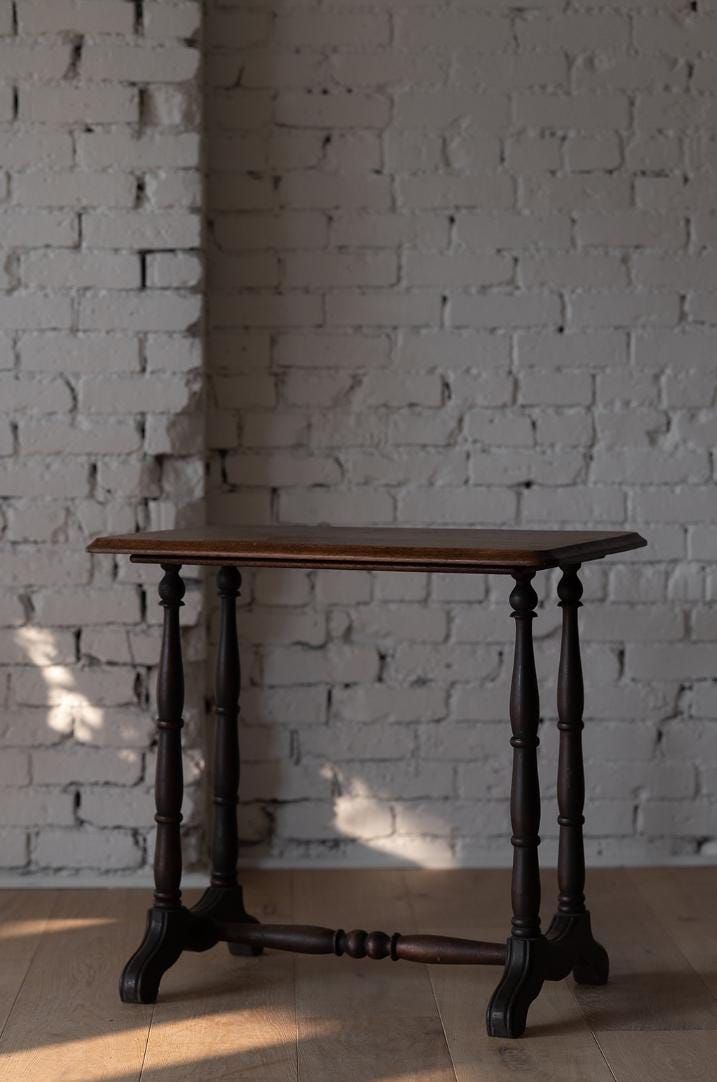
[87,525,646,573]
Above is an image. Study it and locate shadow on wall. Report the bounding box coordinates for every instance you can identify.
[202,3,428,866]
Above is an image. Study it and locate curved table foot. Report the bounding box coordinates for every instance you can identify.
[485,937,545,1039]
[120,907,188,1004]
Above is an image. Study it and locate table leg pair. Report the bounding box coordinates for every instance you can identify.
[119,562,607,1038]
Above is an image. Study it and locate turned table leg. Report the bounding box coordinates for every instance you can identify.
[120,564,188,1003]
[191,566,260,951]
[547,564,609,984]
[486,572,545,1038]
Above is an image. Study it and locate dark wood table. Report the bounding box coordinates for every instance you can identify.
[87,525,646,1038]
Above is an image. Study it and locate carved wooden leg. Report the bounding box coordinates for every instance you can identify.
[120,564,188,1003]
[547,564,609,985]
[191,566,260,955]
[486,572,545,1038]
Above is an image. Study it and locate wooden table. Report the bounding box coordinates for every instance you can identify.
[87,525,646,1038]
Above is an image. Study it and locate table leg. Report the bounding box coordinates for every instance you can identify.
[486,572,545,1038]
[546,564,609,984]
[192,566,260,952]
[120,563,188,1003]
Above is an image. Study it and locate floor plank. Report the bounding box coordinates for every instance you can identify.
[140,872,298,1082]
[293,869,456,1082]
[596,1031,717,1082]
[574,868,717,1033]
[0,889,152,1082]
[0,889,58,1039]
[628,866,717,997]
[405,869,615,1082]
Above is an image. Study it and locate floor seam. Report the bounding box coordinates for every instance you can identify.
[402,870,459,1082]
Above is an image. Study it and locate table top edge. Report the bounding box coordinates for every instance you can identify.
[86,527,647,571]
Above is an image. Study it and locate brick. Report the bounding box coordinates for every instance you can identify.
[20,85,138,125]
[515,94,629,131]
[82,44,199,83]
[332,51,446,89]
[0,131,74,170]
[456,212,571,251]
[19,333,140,374]
[398,331,511,370]
[17,0,135,33]
[568,292,681,329]
[332,685,445,725]
[516,331,627,370]
[331,212,449,251]
[0,85,15,120]
[7,503,70,544]
[0,40,73,78]
[519,254,627,290]
[263,644,379,687]
[79,374,196,414]
[279,488,394,526]
[2,789,74,828]
[284,251,397,289]
[79,292,201,332]
[146,253,202,290]
[82,211,200,250]
[33,827,141,871]
[22,252,140,290]
[517,14,630,51]
[398,487,517,526]
[405,252,512,289]
[274,333,390,371]
[577,212,686,248]
[276,92,389,130]
[521,175,631,212]
[327,292,442,328]
[77,132,200,170]
[16,172,135,212]
[399,173,514,211]
[0,295,73,330]
[505,133,561,174]
[396,13,511,53]
[396,91,509,131]
[523,485,625,524]
[0,210,78,248]
[337,762,454,801]
[0,830,27,868]
[634,14,717,58]
[144,2,201,39]
[456,52,568,90]
[281,172,392,212]
[451,292,561,329]
[566,133,623,173]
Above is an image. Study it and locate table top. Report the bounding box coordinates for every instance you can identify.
[87,525,647,573]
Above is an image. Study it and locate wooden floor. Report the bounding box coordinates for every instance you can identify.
[1,868,717,1081]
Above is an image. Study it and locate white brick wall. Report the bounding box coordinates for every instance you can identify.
[0,0,205,874]
[2,0,717,877]
[205,0,717,870]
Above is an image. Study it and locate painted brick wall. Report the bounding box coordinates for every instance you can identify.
[206,0,717,869]
[0,0,205,873]
[2,0,717,877]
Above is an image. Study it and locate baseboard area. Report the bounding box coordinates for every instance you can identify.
[0,851,715,889]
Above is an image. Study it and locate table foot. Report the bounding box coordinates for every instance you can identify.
[120,906,189,1004]
[547,911,609,985]
[486,937,545,1039]
[191,885,263,957]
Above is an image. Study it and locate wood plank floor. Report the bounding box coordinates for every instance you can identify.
[1,868,716,1081]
